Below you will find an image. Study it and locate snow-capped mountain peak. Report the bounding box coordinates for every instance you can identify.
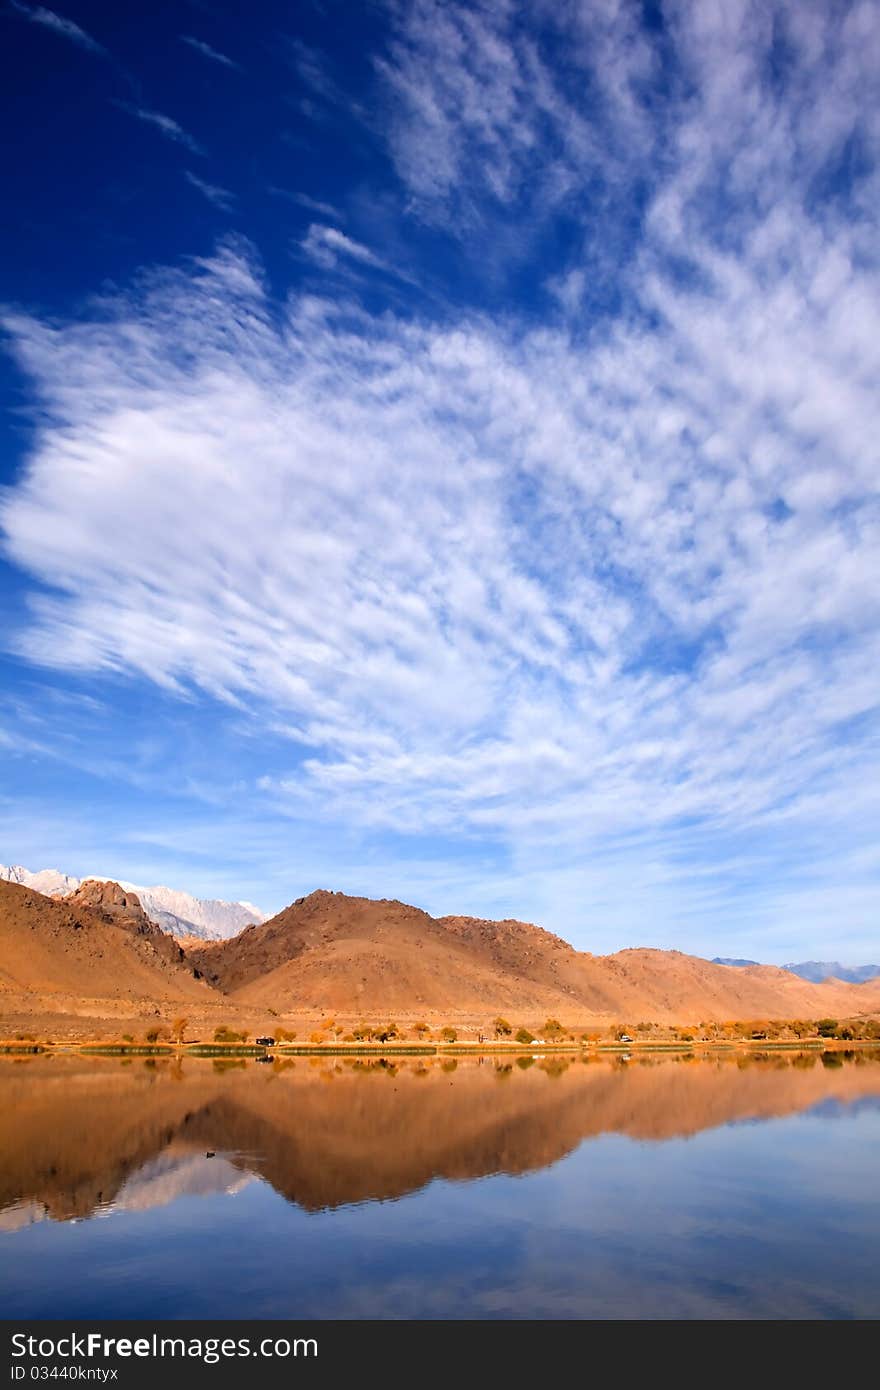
[0,864,265,941]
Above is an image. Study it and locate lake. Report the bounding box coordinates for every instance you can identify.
[2,1049,879,1319]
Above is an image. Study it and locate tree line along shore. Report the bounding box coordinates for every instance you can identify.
[3,1012,879,1053]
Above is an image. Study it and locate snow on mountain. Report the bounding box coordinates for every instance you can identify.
[115,882,265,941]
[0,864,81,897]
[0,864,265,941]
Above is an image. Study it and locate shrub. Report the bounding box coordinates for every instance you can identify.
[171,1017,188,1044]
[214,1026,246,1044]
[145,1028,160,1044]
[374,1023,399,1042]
[309,1032,324,1044]
[121,1034,134,1043]
[542,1018,565,1038]
[817,1018,838,1038]
[514,1027,534,1044]
[412,1021,430,1036]
[439,1026,458,1042]
[493,1017,512,1037]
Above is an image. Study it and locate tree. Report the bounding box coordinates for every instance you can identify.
[542,1018,565,1038]
[412,1021,430,1036]
[171,1017,188,1044]
[816,1018,838,1038]
[493,1017,512,1037]
[145,1028,160,1044]
[440,1026,458,1042]
[514,1027,534,1044]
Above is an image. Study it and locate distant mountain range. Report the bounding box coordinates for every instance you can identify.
[713,957,879,985]
[0,864,265,941]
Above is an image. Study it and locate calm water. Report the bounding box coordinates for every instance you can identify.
[2,1049,879,1319]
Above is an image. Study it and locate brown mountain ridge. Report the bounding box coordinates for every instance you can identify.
[3,879,880,1029]
[189,887,880,1022]
[0,879,211,1005]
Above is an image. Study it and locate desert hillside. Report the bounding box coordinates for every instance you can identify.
[3,880,880,1029]
[0,880,211,1005]
[190,888,880,1023]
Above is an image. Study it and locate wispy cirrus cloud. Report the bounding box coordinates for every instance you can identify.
[185,171,235,212]
[10,1,105,55]
[117,102,204,155]
[376,0,659,264]
[180,34,239,71]
[268,187,343,221]
[3,1,880,955]
[299,223,403,277]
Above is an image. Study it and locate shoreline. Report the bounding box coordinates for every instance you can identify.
[1,1037,874,1057]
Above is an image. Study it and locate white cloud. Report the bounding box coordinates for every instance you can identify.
[180,35,239,70]
[299,223,412,282]
[269,187,343,220]
[376,0,658,242]
[11,2,105,55]
[117,103,203,155]
[185,171,235,212]
[3,221,878,849]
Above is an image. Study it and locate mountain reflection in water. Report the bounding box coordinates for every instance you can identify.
[2,1049,879,1223]
[3,1050,880,1319]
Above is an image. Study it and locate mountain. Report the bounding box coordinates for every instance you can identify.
[4,879,880,1027]
[0,879,212,1005]
[713,954,879,984]
[113,882,265,942]
[0,864,80,897]
[0,864,265,941]
[782,961,880,985]
[190,888,880,1022]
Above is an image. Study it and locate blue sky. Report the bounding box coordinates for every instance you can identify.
[1,0,879,961]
